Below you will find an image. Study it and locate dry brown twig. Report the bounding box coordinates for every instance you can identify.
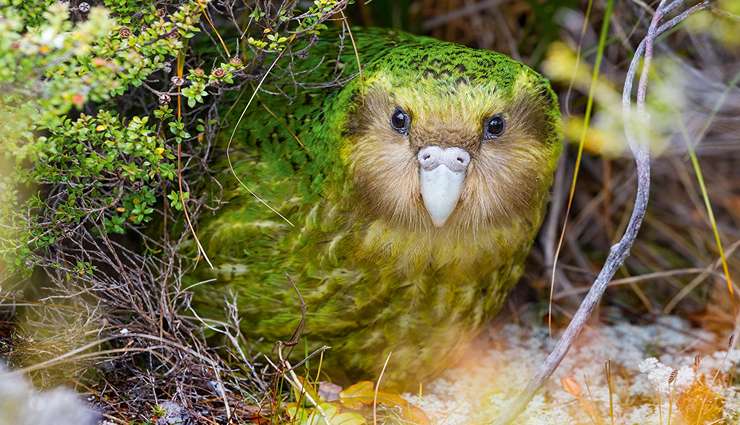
[492,1,714,423]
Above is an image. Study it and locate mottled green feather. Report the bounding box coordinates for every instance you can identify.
[188,28,562,388]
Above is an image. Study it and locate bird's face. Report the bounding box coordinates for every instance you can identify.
[345,69,561,233]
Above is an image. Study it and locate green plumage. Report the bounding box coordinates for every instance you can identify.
[190,29,562,387]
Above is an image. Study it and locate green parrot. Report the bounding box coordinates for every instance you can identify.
[190,28,562,388]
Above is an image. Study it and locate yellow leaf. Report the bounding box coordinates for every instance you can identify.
[564,117,623,157]
[96,124,107,132]
[338,381,430,424]
[401,405,431,425]
[332,412,367,425]
[338,381,374,409]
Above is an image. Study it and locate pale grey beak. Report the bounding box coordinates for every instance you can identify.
[417,146,470,227]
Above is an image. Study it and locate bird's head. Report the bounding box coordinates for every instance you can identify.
[341,41,562,233]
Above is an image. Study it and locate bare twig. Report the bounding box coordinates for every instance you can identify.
[373,351,393,425]
[492,1,713,423]
[276,343,331,425]
[226,48,296,227]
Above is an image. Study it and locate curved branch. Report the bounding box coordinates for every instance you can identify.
[491,1,711,423]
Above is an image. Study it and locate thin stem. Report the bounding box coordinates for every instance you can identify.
[548,0,614,335]
[491,1,712,422]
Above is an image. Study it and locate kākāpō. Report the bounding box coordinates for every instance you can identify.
[189,28,562,389]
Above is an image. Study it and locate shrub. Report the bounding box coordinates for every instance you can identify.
[0,0,351,420]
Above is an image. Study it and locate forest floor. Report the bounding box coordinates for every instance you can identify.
[405,315,739,425]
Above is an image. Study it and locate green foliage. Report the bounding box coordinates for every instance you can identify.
[37,112,175,234]
[0,0,353,273]
[181,60,241,108]
[0,4,114,144]
[0,0,57,27]
[246,0,349,51]
[0,1,205,268]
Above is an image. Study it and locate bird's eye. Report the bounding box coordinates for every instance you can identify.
[390,107,410,135]
[483,114,506,140]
